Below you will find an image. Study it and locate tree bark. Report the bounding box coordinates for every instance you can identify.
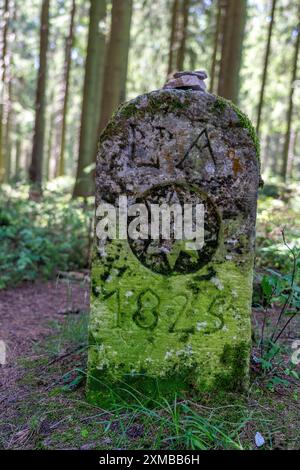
[73,0,107,198]
[176,0,190,71]
[0,0,10,182]
[256,0,277,134]
[46,96,55,180]
[4,79,12,181]
[29,0,50,194]
[56,0,76,177]
[217,0,247,104]
[167,0,179,76]
[15,123,21,179]
[167,0,190,76]
[209,0,222,93]
[98,0,133,135]
[281,3,300,181]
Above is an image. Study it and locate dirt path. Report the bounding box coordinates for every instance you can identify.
[0,279,89,442]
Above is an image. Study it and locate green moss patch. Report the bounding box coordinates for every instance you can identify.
[212,95,260,162]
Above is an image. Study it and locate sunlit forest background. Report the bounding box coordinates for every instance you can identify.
[0,0,300,286]
[0,0,300,191]
[0,0,299,289]
[0,0,300,451]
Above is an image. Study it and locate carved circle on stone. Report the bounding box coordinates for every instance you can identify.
[128,183,220,275]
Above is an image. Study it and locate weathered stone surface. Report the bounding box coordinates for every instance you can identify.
[87,87,260,406]
[164,71,207,91]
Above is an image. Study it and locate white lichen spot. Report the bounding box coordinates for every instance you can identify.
[211,277,224,290]
[184,344,193,356]
[196,321,208,331]
[125,291,133,298]
[164,350,174,360]
[145,357,154,364]
[225,255,233,260]
[222,325,229,332]
[93,285,102,296]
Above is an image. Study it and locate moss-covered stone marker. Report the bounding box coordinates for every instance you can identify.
[87,71,260,406]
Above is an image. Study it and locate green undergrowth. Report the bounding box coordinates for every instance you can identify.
[256,180,300,274]
[0,178,93,289]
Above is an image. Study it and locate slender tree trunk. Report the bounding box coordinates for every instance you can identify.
[73,0,107,198]
[176,0,190,71]
[287,130,296,178]
[46,99,55,180]
[281,3,300,181]
[209,0,222,93]
[270,133,280,175]
[256,0,277,134]
[217,0,247,103]
[290,131,299,178]
[98,0,133,135]
[56,0,76,177]
[167,0,179,76]
[0,0,10,183]
[29,0,50,195]
[119,1,133,104]
[15,124,21,179]
[167,0,190,75]
[4,79,12,181]
[263,134,271,174]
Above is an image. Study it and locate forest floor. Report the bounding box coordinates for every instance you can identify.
[0,276,299,450]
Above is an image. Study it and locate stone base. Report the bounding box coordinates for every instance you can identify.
[87,240,252,408]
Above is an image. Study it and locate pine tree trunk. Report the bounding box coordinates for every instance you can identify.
[256,0,277,134]
[15,124,21,179]
[119,1,133,104]
[167,0,179,76]
[98,0,133,135]
[176,0,190,71]
[167,0,190,75]
[217,0,247,103]
[290,131,299,179]
[209,0,222,93]
[46,99,55,180]
[0,0,10,183]
[281,4,300,181]
[287,130,296,179]
[29,0,50,194]
[73,0,106,198]
[271,133,281,175]
[57,0,76,177]
[4,79,12,181]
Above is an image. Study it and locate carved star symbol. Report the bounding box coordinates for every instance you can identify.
[145,239,199,271]
[166,240,199,270]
